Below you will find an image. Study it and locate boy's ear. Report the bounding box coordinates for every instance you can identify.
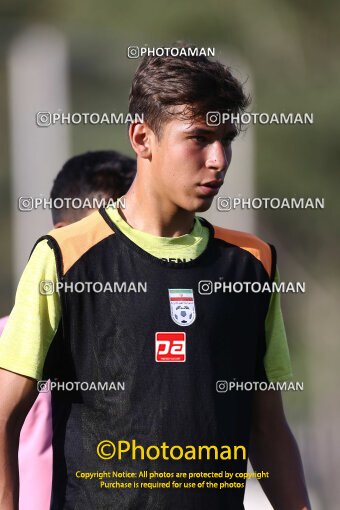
[129,122,153,158]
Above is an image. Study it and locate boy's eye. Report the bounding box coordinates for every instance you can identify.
[191,136,207,143]
[189,134,236,146]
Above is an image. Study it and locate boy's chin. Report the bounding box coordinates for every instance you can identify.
[192,197,214,213]
[176,196,214,213]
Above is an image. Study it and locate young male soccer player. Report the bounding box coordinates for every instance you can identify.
[0,150,136,510]
[0,54,311,509]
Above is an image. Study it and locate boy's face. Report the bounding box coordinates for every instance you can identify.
[149,110,237,213]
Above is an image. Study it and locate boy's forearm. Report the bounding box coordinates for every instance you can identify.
[249,419,311,510]
[0,369,38,510]
[0,425,20,510]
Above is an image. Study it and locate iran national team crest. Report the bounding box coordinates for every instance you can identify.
[169,289,196,326]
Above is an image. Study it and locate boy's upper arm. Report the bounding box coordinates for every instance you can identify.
[0,239,61,381]
[0,368,38,429]
[251,389,287,435]
[264,267,293,383]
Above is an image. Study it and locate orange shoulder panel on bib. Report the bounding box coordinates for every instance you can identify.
[48,210,114,275]
[213,225,272,278]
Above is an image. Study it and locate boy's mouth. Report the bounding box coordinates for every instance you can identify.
[197,180,223,196]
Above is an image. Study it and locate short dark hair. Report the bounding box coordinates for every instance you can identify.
[129,43,250,137]
[50,150,136,224]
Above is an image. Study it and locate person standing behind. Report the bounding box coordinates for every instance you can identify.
[0,150,136,510]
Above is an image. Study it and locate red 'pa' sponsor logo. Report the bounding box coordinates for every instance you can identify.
[155,332,186,362]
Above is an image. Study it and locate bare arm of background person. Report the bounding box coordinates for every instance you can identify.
[249,390,311,510]
[0,368,38,510]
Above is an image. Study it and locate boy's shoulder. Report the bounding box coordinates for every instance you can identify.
[211,223,274,278]
[47,210,113,275]
[48,209,111,241]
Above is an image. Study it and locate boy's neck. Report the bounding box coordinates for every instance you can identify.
[118,182,195,238]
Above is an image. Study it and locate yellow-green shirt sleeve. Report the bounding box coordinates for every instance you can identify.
[264,267,293,382]
[0,239,61,380]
